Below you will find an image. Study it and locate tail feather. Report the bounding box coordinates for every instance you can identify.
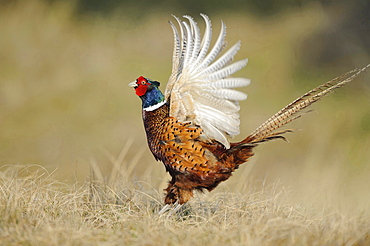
[247,64,370,144]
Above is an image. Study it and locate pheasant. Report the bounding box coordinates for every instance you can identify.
[129,14,369,208]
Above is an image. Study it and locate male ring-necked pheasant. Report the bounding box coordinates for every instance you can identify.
[129,14,369,206]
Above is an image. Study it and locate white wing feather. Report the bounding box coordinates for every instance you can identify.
[165,14,249,148]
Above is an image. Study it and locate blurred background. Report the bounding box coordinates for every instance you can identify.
[1,0,369,209]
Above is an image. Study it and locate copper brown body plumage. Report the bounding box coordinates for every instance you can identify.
[142,102,255,204]
[129,15,369,206]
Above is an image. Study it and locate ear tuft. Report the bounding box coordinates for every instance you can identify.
[152,81,160,87]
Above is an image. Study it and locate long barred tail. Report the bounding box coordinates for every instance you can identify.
[246,64,370,144]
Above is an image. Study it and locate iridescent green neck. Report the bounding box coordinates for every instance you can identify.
[140,85,166,111]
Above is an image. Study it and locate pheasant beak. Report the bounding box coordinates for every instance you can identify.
[128,81,137,88]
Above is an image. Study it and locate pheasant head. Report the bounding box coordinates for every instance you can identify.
[129,76,165,111]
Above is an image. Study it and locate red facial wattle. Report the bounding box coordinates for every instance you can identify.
[135,76,149,96]
[135,84,148,96]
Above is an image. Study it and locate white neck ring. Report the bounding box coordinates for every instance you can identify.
[143,100,166,111]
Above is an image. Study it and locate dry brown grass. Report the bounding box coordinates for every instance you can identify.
[1,1,370,245]
[1,165,370,245]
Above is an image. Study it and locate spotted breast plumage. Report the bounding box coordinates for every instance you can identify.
[129,14,369,206]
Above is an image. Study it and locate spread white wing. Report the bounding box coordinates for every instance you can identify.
[165,14,250,149]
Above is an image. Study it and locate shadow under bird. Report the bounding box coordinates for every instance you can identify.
[129,14,369,209]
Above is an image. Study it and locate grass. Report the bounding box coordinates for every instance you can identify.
[1,1,370,245]
[1,165,370,246]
